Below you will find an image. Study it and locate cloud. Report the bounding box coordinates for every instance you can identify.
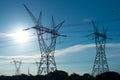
[0,32,36,41]
[0,55,40,59]
[107,43,120,47]
[0,32,10,37]
[0,60,11,64]
[0,55,40,64]
[55,44,95,56]
[106,43,120,58]
[82,18,92,23]
[0,43,120,63]
[55,43,120,59]
[0,44,95,64]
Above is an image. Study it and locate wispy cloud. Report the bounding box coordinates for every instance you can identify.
[0,44,95,63]
[107,43,120,47]
[55,43,120,56]
[0,55,40,64]
[0,32,11,37]
[0,43,120,63]
[106,43,120,58]
[55,44,95,56]
[0,55,40,59]
[82,18,92,23]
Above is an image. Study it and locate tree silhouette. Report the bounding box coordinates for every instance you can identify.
[96,71,120,80]
[0,71,119,80]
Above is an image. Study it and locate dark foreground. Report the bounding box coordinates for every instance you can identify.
[0,70,120,80]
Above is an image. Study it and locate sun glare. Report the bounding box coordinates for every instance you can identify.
[10,30,30,43]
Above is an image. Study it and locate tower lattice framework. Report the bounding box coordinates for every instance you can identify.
[37,19,61,74]
[12,58,22,75]
[91,21,109,76]
[23,4,65,75]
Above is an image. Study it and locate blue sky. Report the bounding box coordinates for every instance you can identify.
[0,0,120,75]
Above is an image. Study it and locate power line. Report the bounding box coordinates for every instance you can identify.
[60,28,120,33]
[0,18,120,49]
[63,18,120,27]
[0,33,120,47]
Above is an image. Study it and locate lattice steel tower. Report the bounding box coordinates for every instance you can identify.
[91,21,109,76]
[12,58,22,75]
[23,4,66,75]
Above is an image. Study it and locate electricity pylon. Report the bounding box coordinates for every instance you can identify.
[91,21,109,76]
[12,58,22,75]
[35,61,39,70]
[23,4,66,75]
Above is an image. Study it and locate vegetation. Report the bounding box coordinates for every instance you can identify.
[0,70,119,80]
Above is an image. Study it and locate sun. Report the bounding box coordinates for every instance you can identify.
[10,30,30,43]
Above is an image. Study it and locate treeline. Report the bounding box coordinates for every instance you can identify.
[0,70,120,80]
